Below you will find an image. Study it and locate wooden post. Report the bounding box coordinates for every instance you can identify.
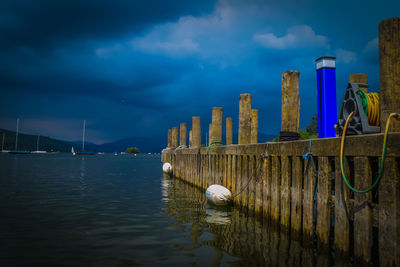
[380,17,400,131]
[354,157,372,263]
[208,123,212,146]
[210,107,223,145]
[271,156,281,222]
[167,129,172,148]
[280,156,291,231]
[251,109,258,144]
[180,123,187,147]
[281,71,300,141]
[349,73,368,93]
[192,117,201,148]
[334,156,350,255]
[263,156,272,219]
[239,93,252,144]
[316,157,332,249]
[379,157,400,266]
[226,117,232,145]
[290,156,303,239]
[171,127,179,148]
[303,155,315,244]
[189,130,192,147]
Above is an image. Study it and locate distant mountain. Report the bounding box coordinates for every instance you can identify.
[94,136,165,153]
[0,128,71,152]
[0,128,276,154]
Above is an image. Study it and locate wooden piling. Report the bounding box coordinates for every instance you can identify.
[189,130,192,147]
[334,156,350,255]
[167,129,172,148]
[290,156,303,239]
[192,117,201,148]
[180,123,187,147]
[251,109,258,144]
[379,17,400,131]
[210,107,223,145]
[172,127,179,148]
[303,155,315,244]
[316,157,332,250]
[239,93,252,144]
[208,123,212,146]
[226,117,232,145]
[354,157,372,263]
[280,155,291,230]
[349,73,368,93]
[281,71,300,140]
[271,156,281,222]
[379,157,400,266]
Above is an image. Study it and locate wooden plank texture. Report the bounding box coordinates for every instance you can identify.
[354,156,372,263]
[290,156,303,239]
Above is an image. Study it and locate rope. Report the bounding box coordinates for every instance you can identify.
[340,112,399,193]
[357,90,380,126]
[302,139,318,220]
[206,140,223,153]
[231,153,266,199]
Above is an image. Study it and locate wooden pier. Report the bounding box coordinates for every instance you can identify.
[162,17,400,265]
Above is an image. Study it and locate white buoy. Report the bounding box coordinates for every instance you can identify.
[162,162,172,174]
[206,184,232,206]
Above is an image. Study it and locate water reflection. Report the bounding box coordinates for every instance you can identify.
[162,176,330,266]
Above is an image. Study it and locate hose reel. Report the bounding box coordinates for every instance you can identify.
[337,83,380,135]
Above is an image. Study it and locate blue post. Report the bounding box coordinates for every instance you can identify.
[315,56,337,138]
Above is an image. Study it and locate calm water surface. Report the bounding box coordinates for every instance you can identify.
[0,153,330,266]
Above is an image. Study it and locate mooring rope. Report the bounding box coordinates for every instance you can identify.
[231,151,267,199]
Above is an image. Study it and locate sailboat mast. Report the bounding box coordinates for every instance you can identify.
[15,118,19,150]
[1,132,5,151]
[82,120,86,152]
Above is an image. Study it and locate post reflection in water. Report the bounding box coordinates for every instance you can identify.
[161,176,329,266]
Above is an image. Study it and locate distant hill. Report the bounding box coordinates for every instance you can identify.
[0,128,71,152]
[0,128,276,153]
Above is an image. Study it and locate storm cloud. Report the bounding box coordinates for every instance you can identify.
[0,0,398,143]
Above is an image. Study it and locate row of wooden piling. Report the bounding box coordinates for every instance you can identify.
[162,17,400,265]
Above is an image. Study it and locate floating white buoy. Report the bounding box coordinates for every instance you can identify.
[206,184,232,206]
[162,162,172,174]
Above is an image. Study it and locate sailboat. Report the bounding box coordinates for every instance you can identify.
[9,118,30,154]
[75,120,95,156]
[31,135,47,154]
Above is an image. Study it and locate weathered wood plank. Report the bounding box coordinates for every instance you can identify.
[234,156,242,206]
[334,156,351,255]
[354,156,372,263]
[241,156,249,212]
[290,156,303,239]
[271,156,281,222]
[379,157,400,267]
[316,156,331,249]
[280,155,291,231]
[303,155,315,244]
[231,155,236,199]
[255,155,263,217]
[263,156,272,219]
[248,155,256,215]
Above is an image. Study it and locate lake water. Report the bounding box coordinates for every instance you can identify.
[0,153,332,266]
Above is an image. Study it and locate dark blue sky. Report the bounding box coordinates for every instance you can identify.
[0,0,398,144]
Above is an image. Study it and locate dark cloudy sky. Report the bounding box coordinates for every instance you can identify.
[0,0,398,144]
